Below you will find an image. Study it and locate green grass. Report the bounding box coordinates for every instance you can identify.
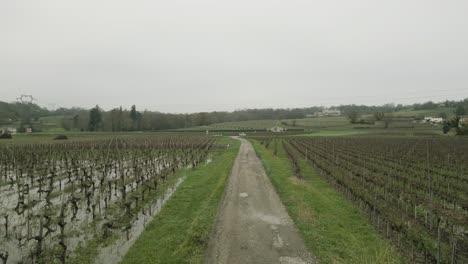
[38,115,68,132]
[251,140,404,264]
[182,119,286,131]
[120,137,240,264]
[182,116,351,131]
[392,107,455,118]
[68,160,195,264]
[297,130,366,137]
[294,116,350,128]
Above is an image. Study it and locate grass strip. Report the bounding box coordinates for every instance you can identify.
[120,137,239,264]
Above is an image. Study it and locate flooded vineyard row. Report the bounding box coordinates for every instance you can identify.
[0,135,217,264]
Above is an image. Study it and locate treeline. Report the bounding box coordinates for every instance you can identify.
[337,103,406,115]
[1,98,467,132]
[61,105,325,132]
[77,99,468,132]
[0,101,50,125]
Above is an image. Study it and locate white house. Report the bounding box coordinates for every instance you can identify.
[423,117,444,124]
[459,116,468,127]
[269,126,286,133]
[313,108,341,117]
[0,126,17,134]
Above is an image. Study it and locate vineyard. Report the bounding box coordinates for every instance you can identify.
[254,136,468,263]
[0,135,217,263]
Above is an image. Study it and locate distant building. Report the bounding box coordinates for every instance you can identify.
[422,117,444,124]
[26,127,33,133]
[269,126,286,133]
[459,116,468,127]
[312,108,341,117]
[0,126,17,134]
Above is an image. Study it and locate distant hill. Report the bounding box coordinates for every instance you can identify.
[182,107,460,134]
[0,101,17,124]
[0,101,49,124]
[0,101,66,132]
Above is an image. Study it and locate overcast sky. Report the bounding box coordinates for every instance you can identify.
[1,0,467,113]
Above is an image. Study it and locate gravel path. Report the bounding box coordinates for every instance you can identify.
[206,138,315,264]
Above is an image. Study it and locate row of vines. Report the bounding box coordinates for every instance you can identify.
[254,136,467,263]
[0,135,217,263]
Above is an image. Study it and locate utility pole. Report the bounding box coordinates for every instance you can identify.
[16,94,36,104]
[16,94,37,133]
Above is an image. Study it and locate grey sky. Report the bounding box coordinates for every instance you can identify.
[1,0,467,113]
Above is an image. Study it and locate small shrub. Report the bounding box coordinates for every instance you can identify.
[0,132,12,139]
[457,125,468,135]
[53,135,68,140]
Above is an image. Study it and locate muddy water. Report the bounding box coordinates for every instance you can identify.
[95,176,186,264]
[0,157,182,264]
[0,174,186,264]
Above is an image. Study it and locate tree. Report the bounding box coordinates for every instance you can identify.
[346,111,360,124]
[455,105,466,117]
[383,113,393,129]
[130,105,137,123]
[443,117,462,135]
[109,108,119,132]
[130,105,142,130]
[60,117,72,131]
[458,124,468,135]
[117,106,124,131]
[193,112,210,126]
[88,105,102,131]
[442,121,450,134]
[374,112,385,121]
[372,112,393,128]
[72,115,79,130]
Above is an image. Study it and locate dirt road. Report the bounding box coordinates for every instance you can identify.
[206,138,315,264]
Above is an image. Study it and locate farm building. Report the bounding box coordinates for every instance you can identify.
[459,116,468,127]
[268,126,286,133]
[0,126,17,134]
[422,117,444,124]
[312,108,341,117]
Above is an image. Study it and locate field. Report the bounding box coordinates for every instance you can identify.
[0,134,237,263]
[182,116,352,131]
[36,116,68,132]
[1,125,466,263]
[391,108,455,118]
[183,114,443,136]
[251,135,468,263]
[2,0,467,262]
